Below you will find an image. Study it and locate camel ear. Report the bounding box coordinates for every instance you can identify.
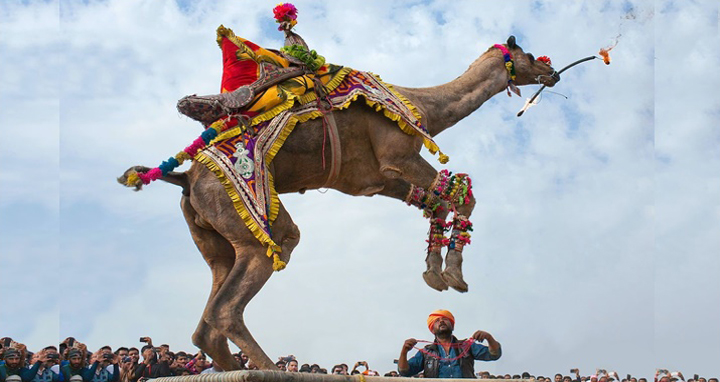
[507,36,517,49]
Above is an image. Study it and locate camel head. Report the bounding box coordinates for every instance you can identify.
[503,35,559,87]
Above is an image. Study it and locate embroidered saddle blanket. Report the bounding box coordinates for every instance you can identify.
[180,25,443,259]
[194,70,441,256]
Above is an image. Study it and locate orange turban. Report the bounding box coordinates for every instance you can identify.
[427,310,455,332]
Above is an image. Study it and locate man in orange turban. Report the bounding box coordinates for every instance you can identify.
[398,310,501,379]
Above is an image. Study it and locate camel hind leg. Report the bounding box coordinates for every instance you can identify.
[202,199,300,370]
[180,197,240,371]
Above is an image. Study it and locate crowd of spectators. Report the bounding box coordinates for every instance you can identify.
[1,337,716,382]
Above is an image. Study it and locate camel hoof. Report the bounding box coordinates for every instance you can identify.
[441,269,469,293]
[423,270,449,291]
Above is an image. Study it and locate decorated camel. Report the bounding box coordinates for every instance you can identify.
[118,4,558,372]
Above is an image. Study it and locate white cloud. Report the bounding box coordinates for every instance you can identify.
[1,0,719,377]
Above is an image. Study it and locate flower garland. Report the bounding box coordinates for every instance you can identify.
[273,3,298,31]
[280,44,326,71]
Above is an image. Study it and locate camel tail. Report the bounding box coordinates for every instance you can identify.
[117,165,189,194]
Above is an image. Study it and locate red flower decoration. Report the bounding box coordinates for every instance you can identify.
[273,3,298,23]
[537,56,552,66]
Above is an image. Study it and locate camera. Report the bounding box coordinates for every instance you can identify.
[571,369,579,374]
[47,353,60,360]
[123,357,132,363]
[103,354,114,360]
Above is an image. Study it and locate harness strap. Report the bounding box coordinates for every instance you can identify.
[312,77,342,188]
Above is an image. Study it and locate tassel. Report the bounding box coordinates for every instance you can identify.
[438,152,449,164]
[124,171,141,187]
[272,253,287,272]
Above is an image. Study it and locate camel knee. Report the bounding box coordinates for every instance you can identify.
[192,324,220,350]
[456,194,476,216]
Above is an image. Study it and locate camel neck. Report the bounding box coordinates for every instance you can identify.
[399,49,509,138]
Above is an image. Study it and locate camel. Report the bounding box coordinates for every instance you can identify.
[119,36,558,371]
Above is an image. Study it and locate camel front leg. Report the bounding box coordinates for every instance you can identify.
[379,179,449,291]
[379,160,476,292]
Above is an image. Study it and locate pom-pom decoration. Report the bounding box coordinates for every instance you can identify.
[273,3,298,31]
[537,55,552,66]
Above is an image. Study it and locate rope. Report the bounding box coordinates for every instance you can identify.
[412,339,475,362]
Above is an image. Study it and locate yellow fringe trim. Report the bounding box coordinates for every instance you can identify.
[194,152,281,261]
[370,73,446,161]
[297,67,354,104]
[272,253,286,272]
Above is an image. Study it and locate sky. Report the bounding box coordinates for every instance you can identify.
[0,0,719,378]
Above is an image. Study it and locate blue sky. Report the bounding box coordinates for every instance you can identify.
[1,0,719,377]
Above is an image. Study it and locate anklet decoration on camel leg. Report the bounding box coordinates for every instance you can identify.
[448,214,473,252]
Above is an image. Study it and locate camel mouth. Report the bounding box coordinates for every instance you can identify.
[537,70,559,87]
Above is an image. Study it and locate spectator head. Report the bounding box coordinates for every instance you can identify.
[631,378,637,382]
[332,365,344,375]
[241,353,249,365]
[505,375,512,380]
[581,378,587,382]
[128,348,140,364]
[480,371,491,379]
[66,348,84,369]
[427,310,455,336]
[522,372,532,379]
[299,364,311,373]
[564,377,573,382]
[101,346,112,352]
[385,371,399,377]
[115,347,129,358]
[3,348,22,369]
[176,352,189,366]
[351,370,361,375]
[708,379,717,382]
[246,359,259,370]
[639,379,647,382]
[513,376,521,379]
[591,376,598,382]
[341,364,349,373]
[556,374,564,382]
[310,364,320,373]
[142,347,158,364]
[160,344,170,351]
[276,360,287,371]
[287,359,298,372]
[173,367,190,376]
[699,379,706,382]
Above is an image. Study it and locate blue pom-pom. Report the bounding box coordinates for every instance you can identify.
[158,157,180,175]
[201,128,218,143]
